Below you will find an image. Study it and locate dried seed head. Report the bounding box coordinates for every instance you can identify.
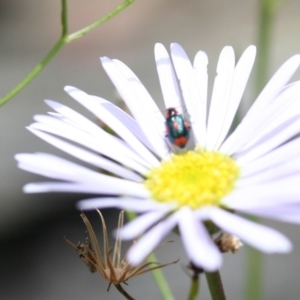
[215,232,243,253]
[65,210,178,298]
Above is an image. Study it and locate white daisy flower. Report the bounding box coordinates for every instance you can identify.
[16,43,300,272]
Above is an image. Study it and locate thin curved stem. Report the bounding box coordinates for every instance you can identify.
[147,252,175,300]
[61,0,68,37]
[0,0,135,107]
[187,276,200,300]
[67,0,134,42]
[205,271,226,300]
[0,38,64,106]
[0,0,68,107]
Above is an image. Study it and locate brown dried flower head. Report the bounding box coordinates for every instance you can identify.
[215,232,243,253]
[65,210,178,299]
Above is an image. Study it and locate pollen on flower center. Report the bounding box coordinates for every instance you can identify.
[144,150,240,209]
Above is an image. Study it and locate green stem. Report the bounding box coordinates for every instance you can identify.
[61,0,68,37]
[255,0,289,95]
[245,245,263,300]
[125,211,175,300]
[0,0,68,107]
[67,0,134,42]
[147,252,175,300]
[205,271,226,300]
[0,0,134,107]
[246,1,290,299]
[245,0,277,297]
[0,38,64,106]
[187,276,200,300]
[255,0,274,95]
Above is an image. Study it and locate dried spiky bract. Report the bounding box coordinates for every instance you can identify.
[65,210,178,299]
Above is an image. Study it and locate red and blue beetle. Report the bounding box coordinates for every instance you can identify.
[165,108,191,148]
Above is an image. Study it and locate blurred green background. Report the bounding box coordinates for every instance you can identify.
[1,0,300,299]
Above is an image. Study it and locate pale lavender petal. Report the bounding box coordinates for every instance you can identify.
[223,184,300,209]
[171,43,206,145]
[65,86,160,167]
[24,182,149,197]
[155,43,183,110]
[235,81,300,155]
[28,128,142,182]
[118,207,174,240]
[100,58,168,158]
[77,198,164,212]
[244,55,300,117]
[240,137,300,177]
[178,207,222,271]
[45,99,111,136]
[237,158,300,188]
[27,123,149,175]
[215,45,256,150]
[16,153,99,182]
[112,59,169,152]
[206,46,235,150]
[89,95,155,152]
[207,207,292,253]
[127,213,178,265]
[221,54,300,155]
[235,204,300,224]
[193,50,208,142]
[31,113,149,174]
[236,111,300,165]
[16,153,149,197]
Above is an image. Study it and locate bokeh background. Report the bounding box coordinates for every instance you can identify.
[1,0,300,299]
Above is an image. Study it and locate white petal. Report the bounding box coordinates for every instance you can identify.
[17,153,97,182]
[23,182,149,197]
[27,128,142,182]
[77,197,172,212]
[223,184,300,209]
[89,95,155,151]
[237,158,300,188]
[45,99,103,134]
[240,137,300,177]
[171,43,207,145]
[178,207,222,271]
[64,86,160,167]
[234,204,300,224]
[236,115,300,165]
[155,43,183,110]
[206,46,235,150]
[206,207,292,253]
[235,81,300,155]
[100,58,168,158]
[37,102,150,172]
[222,54,300,155]
[118,207,173,240]
[215,45,256,150]
[16,153,149,197]
[193,50,208,138]
[30,119,149,176]
[112,59,169,152]
[246,54,300,116]
[127,213,178,265]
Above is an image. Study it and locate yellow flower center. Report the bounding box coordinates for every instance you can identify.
[144,150,239,209]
